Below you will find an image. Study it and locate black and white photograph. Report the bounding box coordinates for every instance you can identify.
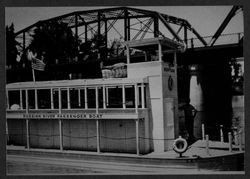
[5,5,244,175]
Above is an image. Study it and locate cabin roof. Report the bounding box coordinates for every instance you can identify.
[124,37,185,52]
[6,77,148,90]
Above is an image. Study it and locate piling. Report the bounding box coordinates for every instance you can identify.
[202,124,205,140]
[220,125,224,142]
[205,134,210,155]
[228,132,232,152]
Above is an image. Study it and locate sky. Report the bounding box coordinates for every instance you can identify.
[5,6,244,38]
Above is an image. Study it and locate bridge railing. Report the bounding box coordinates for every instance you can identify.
[186,32,243,48]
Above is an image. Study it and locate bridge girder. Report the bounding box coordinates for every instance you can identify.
[14,6,208,53]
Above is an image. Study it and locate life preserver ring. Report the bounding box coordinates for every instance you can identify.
[173,136,188,154]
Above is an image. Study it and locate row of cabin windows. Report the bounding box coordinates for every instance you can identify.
[7,85,147,110]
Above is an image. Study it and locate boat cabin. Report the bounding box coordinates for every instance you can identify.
[6,37,185,154]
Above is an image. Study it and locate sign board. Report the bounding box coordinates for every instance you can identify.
[6,112,141,120]
[23,113,103,119]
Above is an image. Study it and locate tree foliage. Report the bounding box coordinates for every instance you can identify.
[28,21,78,65]
[6,23,19,68]
[79,33,107,61]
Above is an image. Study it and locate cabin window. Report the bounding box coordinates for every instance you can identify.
[53,89,59,109]
[28,90,35,109]
[8,90,20,110]
[61,89,68,109]
[37,89,51,109]
[70,88,85,109]
[87,88,96,108]
[21,90,26,109]
[138,85,142,108]
[125,86,135,108]
[162,53,175,67]
[98,87,103,108]
[69,88,78,108]
[107,86,123,108]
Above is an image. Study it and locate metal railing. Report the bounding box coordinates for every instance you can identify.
[186,32,243,48]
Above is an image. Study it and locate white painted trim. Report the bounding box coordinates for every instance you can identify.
[122,84,126,109]
[35,89,38,110]
[50,88,54,109]
[7,78,148,90]
[84,87,88,109]
[20,90,23,109]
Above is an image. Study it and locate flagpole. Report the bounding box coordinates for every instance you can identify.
[32,69,36,82]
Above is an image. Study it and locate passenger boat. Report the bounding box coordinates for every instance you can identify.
[6,37,244,171]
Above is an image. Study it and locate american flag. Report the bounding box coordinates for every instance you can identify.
[31,58,46,71]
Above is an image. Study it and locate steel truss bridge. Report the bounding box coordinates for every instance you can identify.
[14,6,243,65]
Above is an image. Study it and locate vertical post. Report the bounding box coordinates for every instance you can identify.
[20,90,23,109]
[35,89,38,109]
[122,85,126,109]
[233,127,238,145]
[220,125,224,142]
[58,88,62,113]
[22,32,26,69]
[141,84,145,109]
[51,88,54,109]
[95,86,99,114]
[96,119,100,153]
[158,42,162,62]
[75,14,78,52]
[104,20,108,50]
[202,124,205,140]
[32,69,36,82]
[97,12,101,38]
[136,119,140,156]
[239,130,242,151]
[25,90,28,113]
[103,85,106,109]
[106,87,109,107]
[184,26,188,46]
[6,120,9,143]
[127,17,130,41]
[154,16,159,38]
[228,132,232,152]
[205,134,209,155]
[59,119,63,151]
[67,88,70,109]
[173,52,177,66]
[84,87,88,109]
[85,24,88,42]
[23,32,26,52]
[124,9,128,41]
[6,90,9,110]
[126,45,130,64]
[134,84,138,114]
[78,89,81,107]
[26,119,30,149]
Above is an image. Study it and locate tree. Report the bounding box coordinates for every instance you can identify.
[79,33,107,61]
[6,23,19,69]
[28,21,78,65]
